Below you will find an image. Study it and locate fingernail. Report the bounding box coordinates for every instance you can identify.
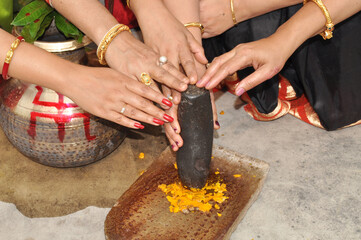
[215,121,220,127]
[236,87,245,96]
[162,98,172,107]
[205,82,210,88]
[174,128,177,132]
[196,80,202,86]
[175,141,179,146]
[171,144,174,149]
[134,123,145,129]
[163,114,174,122]
[153,118,164,125]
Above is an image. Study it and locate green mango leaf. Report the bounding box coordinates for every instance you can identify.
[11,0,53,26]
[20,11,53,43]
[54,12,83,43]
[35,12,55,40]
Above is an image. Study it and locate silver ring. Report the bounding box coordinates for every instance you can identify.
[120,106,126,114]
[159,56,168,66]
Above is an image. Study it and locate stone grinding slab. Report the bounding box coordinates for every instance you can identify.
[105,145,270,240]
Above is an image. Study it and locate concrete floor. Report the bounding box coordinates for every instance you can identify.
[0,91,360,240]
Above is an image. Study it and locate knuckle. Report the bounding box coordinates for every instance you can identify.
[128,108,137,118]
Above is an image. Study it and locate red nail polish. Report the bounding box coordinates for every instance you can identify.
[163,114,174,122]
[175,141,179,146]
[162,98,172,107]
[171,144,174,149]
[174,128,177,132]
[134,123,145,129]
[153,118,164,125]
[215,121,220,127]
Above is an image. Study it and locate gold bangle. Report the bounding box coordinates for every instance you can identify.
[96,24,131,65]
[303,0,334,40]
[184,22,204,34]
[230,0,237,25]
[126,0,131,9]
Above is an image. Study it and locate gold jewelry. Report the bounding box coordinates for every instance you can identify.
[303,0,334,40]
[97,24,131,65]
[127,0,131,9]
[230,0,237,25]
[167,95,173,101]
[184,22,205,34]
[140,72,152,86]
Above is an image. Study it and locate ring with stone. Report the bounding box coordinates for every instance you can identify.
[120,106,126,114]
[159,56,168,66]
[140,72,152,86]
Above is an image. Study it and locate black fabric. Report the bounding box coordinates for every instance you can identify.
[203,4,361,130]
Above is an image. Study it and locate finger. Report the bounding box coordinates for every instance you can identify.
[189,37,208,65]
[107,110,145,130]
[161,85,175,105]
[167,104,180,134]
[179,47,198,84]
[235,65,279,96]
[126,83,174,122]
[164,123,183,151]
[197,51,235,87]
[204,54,251,90]
[137,72,169,109]
[120,104,165,126]
[149,64,188,92]
[210,91,220,130]
[171,89,181,105]
[161,62,190,85]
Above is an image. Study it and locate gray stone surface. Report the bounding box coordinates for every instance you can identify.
[1,91,360,240]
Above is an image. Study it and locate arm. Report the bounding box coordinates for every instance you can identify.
[200,0,303,38]
[50,0,188,93]
[0,28,175,129]
[198,0,361,94]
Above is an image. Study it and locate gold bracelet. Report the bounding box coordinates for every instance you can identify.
[184,22,204,34]
[303,0,334,40]
[96,24,131,65]
[230,0,237,25]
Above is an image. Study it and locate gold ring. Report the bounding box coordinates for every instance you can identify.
[140,72,152,86]
[167,95,173,101]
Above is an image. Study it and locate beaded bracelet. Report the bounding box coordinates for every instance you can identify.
[2,36,25,80]
[304,0,334,40]
[184,22,205,34]
[96,24,131,65]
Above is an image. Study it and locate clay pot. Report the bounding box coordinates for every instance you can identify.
[0,27,126,167]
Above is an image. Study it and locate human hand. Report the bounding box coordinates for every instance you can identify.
[164,63,220,152]
[200,0,235,38]
[104,31,190,95]
[133,1,208,84]
[197,35,291,95]
[63,65,175,129]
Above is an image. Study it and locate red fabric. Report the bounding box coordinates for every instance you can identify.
[105,0,138,29]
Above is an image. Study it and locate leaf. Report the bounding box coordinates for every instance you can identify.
[20,11,53,43]
[11,0,53,26]
[35,12,55,40]
[54,12,84,43]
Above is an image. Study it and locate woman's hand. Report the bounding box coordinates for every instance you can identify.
[197,34,293,95]
[200,0,235,38]
[164,63,220,152]
[131,0,208,84]
[63,65,175,129]
[105,31,190,94]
